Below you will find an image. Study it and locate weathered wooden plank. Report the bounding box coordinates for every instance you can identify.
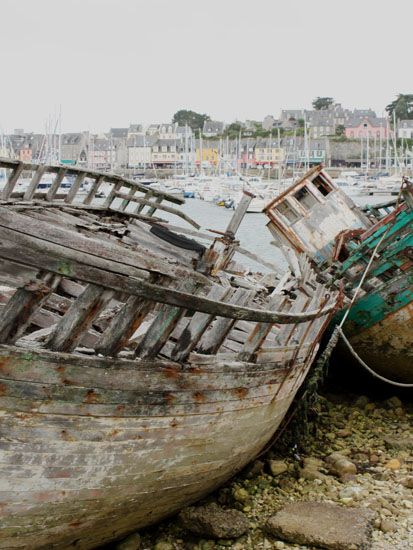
[113,191,200,229]
[0,227,337,325]
[135,280,198,359]
[95,295,155,356]
[147,195,163,216]
[238,294,287,362]
[83,175,105,205]
[1,162,24,199]
[103,180,122,208]
[46,284,113,352]
[171,285,231,362]
[23,165,48,200]
[198,288,253,354]
[0,272,61,344]
[0,206,209,284]
[274,293,308,346]
[64,172,86,203]
[225,191,254,236]
[46,168,67,201]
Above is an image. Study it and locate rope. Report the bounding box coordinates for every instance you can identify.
[337,327,413,388]
[336,182,412,387]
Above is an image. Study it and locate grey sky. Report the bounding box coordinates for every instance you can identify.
[1,0,412,133]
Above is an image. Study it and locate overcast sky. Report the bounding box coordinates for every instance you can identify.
[1,0,412,133]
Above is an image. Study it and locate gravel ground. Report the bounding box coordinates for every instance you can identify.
[117,393,412,550]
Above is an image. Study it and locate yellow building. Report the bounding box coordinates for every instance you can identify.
[254,146,284,166]
[195,146,219,166]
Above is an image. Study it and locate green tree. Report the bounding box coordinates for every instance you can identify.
[223,122,243,138]
[312,97,334,110]
[172,110,210,131]
[385,94,413,121]
[335,124,345,136]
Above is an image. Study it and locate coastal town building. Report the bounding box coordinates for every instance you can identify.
[397,120,413,139]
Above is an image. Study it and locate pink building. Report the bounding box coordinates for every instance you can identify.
[345,117,387,140]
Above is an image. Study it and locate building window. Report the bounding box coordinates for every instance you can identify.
[275,201,300,224]
[294,186,319,210]
[312,174,332,196]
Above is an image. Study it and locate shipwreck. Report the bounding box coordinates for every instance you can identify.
[0,159,339,548]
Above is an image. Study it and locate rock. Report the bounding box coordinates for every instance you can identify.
[384,396,402,409]
[115,533,141,550]
[380,518,397,533]
[384,436,413,450]
[337,428,352,438]
[232,487,250,504]
[154,542,174,550]
[401,499,413,509]
[339,485,366,501]
[326,452,357,478]
[179,503,249,539]
[243,460,264,479]
[266,501,374,549]
[384,458,401,470]
[268,460,288,476]
[354,395,370,409]
[401,476,413,489]
[273,542,285,549]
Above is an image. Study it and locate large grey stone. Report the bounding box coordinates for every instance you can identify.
[179,502,249,539]
[266,501,374,549]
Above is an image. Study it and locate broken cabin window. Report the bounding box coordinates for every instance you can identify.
[275,201,300,223]
[312,174,332,196]
[293,186,319,210]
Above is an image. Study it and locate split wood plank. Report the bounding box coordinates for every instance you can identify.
[46,168,67,201]
[238,293,287,362]
[113,191,200,229]
[64,172,87,203]
[171,284,231,362]
[83,175,105,205]
[135,279,199,360]
[23,165,47,200]
[0,272,61,344]
[2,162,24,199]
[46,283,114,352]
[197,288,253,355]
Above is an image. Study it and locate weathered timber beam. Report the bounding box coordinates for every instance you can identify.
[83,174,105,205]
[46,284,113,352]
[94,295,154,356]
[46,167,67,201]
[64,172,87,203]
[198,288,253,354]
[0,157,184,205]
[171,284,231,362]
[0,207,208,284]
[23,165,47,200]
[135,279,199,359]
[238,294,287,362]
[1,162,24,199]
[0,272,61,344]
[113,191,200,229]
[0,231,337,324]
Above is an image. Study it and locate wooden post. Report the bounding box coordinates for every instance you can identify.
[224,191,255,237]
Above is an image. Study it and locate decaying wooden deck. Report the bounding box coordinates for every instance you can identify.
[0,159,339,549]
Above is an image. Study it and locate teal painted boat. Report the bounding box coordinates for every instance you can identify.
[264,166,413,384]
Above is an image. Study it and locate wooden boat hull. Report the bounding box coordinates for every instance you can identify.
[0,345,314,549]
[336,272,413,384]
